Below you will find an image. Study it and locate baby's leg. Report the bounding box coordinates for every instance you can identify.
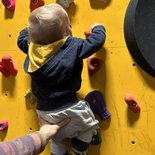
[37,110,69,155]
[51,138,68,155]
[70,128,97,155]
[70,137,89,155]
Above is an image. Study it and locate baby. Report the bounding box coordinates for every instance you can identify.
[17,3,106,155]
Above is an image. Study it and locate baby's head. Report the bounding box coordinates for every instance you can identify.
[28,3,72,44]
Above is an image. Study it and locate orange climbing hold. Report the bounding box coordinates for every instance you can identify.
[84,29,92,38]
[30,0,45,12]
[124,93,140,112]
[2,0,15,12]
[0,55,18,77]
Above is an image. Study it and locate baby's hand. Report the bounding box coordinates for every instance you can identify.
[91,22,103,29]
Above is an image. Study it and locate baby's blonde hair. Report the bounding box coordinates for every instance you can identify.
[28,3,71,44]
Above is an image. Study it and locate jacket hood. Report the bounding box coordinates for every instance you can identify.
[28,38,67,72]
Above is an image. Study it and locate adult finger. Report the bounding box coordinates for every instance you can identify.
[39,117,51,126]
[56,117,70,129]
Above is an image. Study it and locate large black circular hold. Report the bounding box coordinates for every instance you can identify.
[124,0,155,77]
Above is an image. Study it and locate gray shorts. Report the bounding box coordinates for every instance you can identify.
[37,100,99,154]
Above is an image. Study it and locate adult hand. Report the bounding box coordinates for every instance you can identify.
[39,117,70,141]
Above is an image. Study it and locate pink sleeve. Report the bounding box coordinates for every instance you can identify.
[0,131,47,155]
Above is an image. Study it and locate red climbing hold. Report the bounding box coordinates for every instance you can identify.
[0,55,18,77]
[0,61,10,77]
[87,57,103,76]
[0,121,8,131]
[124,93,140,112]
[2,0,15,12]
[30,0,45,12]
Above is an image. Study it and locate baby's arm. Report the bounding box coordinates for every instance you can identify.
[17,28,29,54]
[78,23,106,59]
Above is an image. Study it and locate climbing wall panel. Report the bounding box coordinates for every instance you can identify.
[0,0,155,155]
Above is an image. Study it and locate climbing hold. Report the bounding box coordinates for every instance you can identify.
[0,121,8,131]
[2,0,15,12]
[85,90,111,120]
[91,131,102,145]
[99,0,107,3]
[57,0,74,8]
[0,55,18,77]
[124,93,140,112]
[25,89,36,104]
[87,56,103,76]
[30,0,45,12]
[2,55,18,76]
[0,61,10,77]
[84,29,92,38]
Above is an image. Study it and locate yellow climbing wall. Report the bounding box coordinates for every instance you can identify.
[0,0,155,155]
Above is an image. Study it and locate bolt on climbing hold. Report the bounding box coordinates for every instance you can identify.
[124,93,140,112]
[25,89,36,104]
[0,121,8,131]
[0,55,18,77]
[2,0,15,12]
[84,29,92,38]
[57,0,74,8]
[30,0,45,12]
[91,131,102,145]
[87,57,103,76]
[99,0,107,3]
[85,90,111,120]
